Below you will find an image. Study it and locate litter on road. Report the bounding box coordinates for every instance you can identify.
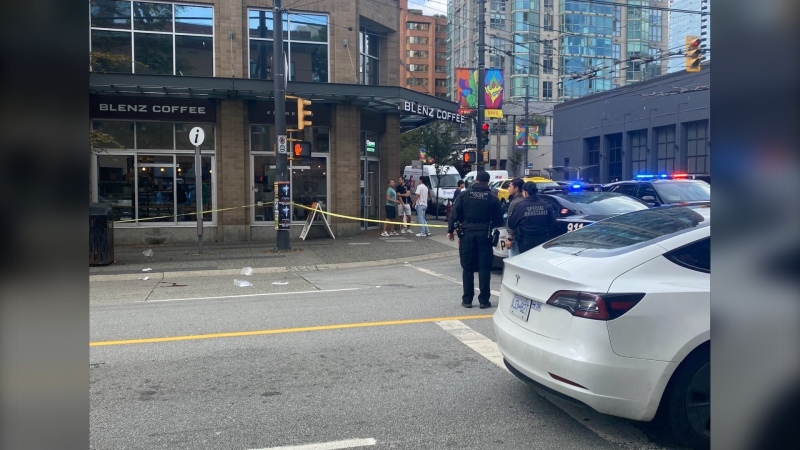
[142,268,152,272]
[139,277,150,281]
[142,249,153,257]
[272,281,289,285]
[241,267,254,275]
[234,279,253,287]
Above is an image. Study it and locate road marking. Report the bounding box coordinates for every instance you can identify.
[90,314,492,347]
[439,320,662,449]
[250,438,376,450]
[135,288,361,303]
[436,320,507,372]
[407,264,501,297]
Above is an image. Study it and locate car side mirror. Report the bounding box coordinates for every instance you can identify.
[641,195,659,205]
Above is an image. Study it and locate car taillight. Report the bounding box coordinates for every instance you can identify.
[546,291,645,320]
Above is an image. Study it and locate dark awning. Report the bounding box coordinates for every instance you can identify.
[89,73,458,132]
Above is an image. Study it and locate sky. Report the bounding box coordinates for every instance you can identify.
[409,0,448,16]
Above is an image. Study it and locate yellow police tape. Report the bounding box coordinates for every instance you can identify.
[113,202,448,227]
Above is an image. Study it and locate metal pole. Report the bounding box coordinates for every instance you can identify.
[476,0,486,172]
[274,0,290,250]
[195,144,203,254]
[495,120,501,170]
[524,83,529,174]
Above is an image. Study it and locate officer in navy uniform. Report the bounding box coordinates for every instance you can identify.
[507,182,557,254]
[447,171,503,309]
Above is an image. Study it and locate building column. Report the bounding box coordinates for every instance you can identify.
[330,103,361,237]
[381,114,400,190]
[217,99,248,242]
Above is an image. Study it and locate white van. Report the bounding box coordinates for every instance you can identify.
[403,164,462,214]
[463,170,509,187]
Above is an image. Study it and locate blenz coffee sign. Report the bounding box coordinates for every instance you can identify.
[90,95,217,122]
[400,100,467,124]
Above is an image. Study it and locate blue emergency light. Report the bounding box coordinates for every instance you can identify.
[635,174,655,179]
[571,184,582,189]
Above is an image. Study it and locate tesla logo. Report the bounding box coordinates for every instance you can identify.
[515,274,520,286]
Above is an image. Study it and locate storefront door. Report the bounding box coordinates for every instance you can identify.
[360,158,380,230]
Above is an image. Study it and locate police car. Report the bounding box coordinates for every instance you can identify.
[492,190,651,266]
[603,174,710,207]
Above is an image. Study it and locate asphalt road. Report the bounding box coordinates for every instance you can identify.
[90,258,688,450]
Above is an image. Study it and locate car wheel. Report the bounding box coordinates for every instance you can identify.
[664,345,710,449]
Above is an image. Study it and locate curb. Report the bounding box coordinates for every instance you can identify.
[89,250,460,282]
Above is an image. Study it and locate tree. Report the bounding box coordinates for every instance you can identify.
[401,121,463,218]
[90,130,124,154]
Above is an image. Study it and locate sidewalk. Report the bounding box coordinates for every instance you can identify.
[90,219,458,280]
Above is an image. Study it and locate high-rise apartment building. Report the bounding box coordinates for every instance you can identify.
[446,0,670,173]
[447,0,670,102]
[668,0,710,73]
[399,1,448,98]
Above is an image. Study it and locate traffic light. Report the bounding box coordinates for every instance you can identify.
[463,151,477,164]
[297,98,312,130]
[481,123,490,146]
[685,36,702,72]
[292,141,311,158]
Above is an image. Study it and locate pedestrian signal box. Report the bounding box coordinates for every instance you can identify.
[292,141,312,158]
[463,151,477,164]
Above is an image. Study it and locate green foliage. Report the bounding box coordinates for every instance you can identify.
[90,130,123,154]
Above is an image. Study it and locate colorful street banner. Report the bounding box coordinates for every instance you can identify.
[455,68,504,115]
[515,125,539,149]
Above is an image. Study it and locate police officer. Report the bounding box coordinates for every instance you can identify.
[447,171,503,309]
[507,182,556,254]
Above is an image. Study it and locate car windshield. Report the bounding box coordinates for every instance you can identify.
[430,174,461,188]
[535,181,559,190]
[543,205,710,255]
[653,181,710,203]
[548,192,649,216]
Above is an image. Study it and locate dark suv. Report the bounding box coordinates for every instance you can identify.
[603,177,710,207]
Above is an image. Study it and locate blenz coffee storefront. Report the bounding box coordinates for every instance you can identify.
[90,74,461,244]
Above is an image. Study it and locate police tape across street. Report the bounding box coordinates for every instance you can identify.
[112,201,447,228]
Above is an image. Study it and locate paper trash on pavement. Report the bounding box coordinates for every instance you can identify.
[240,267,254,276]
[234,279,253,287]
[271,281,289,285]
[143,249,154,257]
[139,277,150,281]
[142,268,152,272]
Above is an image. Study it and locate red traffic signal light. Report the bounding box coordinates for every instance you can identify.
[482,123,489,131]
[292,141,312,158]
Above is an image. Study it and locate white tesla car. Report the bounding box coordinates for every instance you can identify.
[494,205,710,449]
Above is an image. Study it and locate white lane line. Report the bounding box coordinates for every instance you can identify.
[438,320,662,449]
[135,288,361,303]
[249,438,376,450]
[406,264,501,297]
[436,320,507,372]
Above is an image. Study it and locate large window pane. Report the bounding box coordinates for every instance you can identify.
[175,5,213,35]
[290,42,327,82]
[175,123,214,150]
[93,120,135,149]
[136,122,173,149]
[137,155,175,222]
[91,0,132,29]
[97,154,135,221]
[248,10,274,38]
[288,14,327,43]
[91,30,132,73]
[133,1,173,32]
[176,155,213,222]
[253,155,277,222]
[134,32,173,74]
[176,35,213,76]
[249,40,273,80]
[251,126,273,153]
[311,127,329,153]
[292,157,328,220]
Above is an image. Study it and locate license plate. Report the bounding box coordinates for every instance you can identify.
[510,293,539,321]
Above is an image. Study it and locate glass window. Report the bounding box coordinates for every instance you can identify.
[360,28,380,85]
[133,2,173,32]
[292,157,329,219]
[288,14,328,43]
[406,22,429,31]
[175,35,213,76]
[91,0,132,30]
[548,192,648,216]
[311,127,329,153]
[652,182,711,203]
[175,4,213,35]
[253,154,277,222]
[665,238,710,273]
[93,120,135,149]
[608,134,622,182]
[251,125,273,153]
[543,206,710,255]
[175,154,213,221]
[656,126,676,174]
[134,32,173,74]
[248,10,275,38]
[248,9,328,82]
[289,42,328,82]
[542,81,553,99]
[136,122,174,149]
[91,30,133,73]
[175,123,214,150]
[97,154,136,222]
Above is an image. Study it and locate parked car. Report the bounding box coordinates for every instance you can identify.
[493,191,651,265]
[494,205,710,449]
[603,175,710,207]
[496,177,561,206]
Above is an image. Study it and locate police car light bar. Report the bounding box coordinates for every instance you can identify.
[635,174,655,179]
[671,173,689,178]
[571,184,582,189]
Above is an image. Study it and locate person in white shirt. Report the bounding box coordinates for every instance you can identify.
[412,176,431,236]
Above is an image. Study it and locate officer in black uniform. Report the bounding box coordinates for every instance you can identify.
[507,182,557,254]
[447,171,503,309]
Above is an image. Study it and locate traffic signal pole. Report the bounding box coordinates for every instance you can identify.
[476,0,486,172]
[274,0,290,250]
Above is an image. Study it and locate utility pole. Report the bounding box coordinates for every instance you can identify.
[274,0,290,250]
[524,83,529,175]
[476,0,486,172]
[495,121,502,170]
